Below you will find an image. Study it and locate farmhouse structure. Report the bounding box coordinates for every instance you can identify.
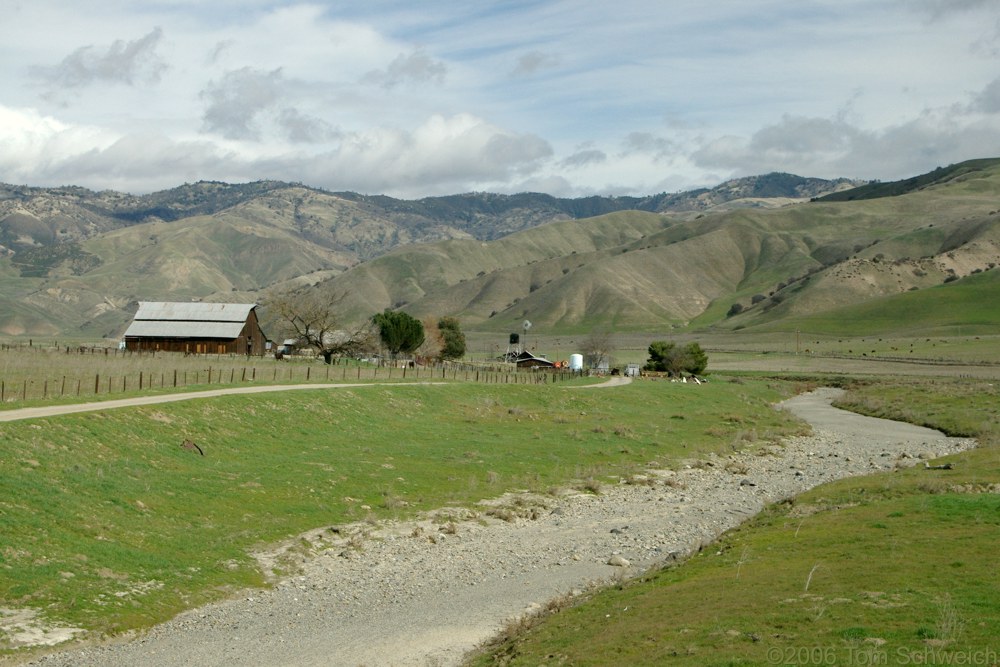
[123,302,267,355]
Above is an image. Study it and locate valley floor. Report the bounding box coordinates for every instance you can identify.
[18,388,974,667]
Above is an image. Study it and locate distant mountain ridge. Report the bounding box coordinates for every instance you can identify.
[5,163,997,340]
[0,172,858,252]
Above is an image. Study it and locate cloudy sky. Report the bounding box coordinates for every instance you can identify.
[2,1,1000,198]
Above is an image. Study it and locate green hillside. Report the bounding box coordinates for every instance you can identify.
[745,268,1000,337]
[816,157,1000,201]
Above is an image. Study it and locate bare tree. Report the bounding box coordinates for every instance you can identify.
[416,317,443,361]
[580,329,615,368]
[266,289,373,364]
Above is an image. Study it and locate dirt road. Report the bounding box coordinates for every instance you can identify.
[18,387,975,666]
[0,383,416,423]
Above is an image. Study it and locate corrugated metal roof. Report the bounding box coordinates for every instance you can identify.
[133,302,256,322]
[124,320,246,339]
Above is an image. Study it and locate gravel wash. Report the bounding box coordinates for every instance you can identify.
[24,388,976,667]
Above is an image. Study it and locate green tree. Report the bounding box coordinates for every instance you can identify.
[644,341,708,376]
[372,310,425,360]
[684,342,709,375]
[437,316,466,360]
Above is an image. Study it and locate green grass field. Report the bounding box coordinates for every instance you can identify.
[468,378,1000,666]
[0,377,802,652]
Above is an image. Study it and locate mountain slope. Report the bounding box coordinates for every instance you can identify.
[816,157,1000,202]
[306,160,1000,335]
[2,162,998,339]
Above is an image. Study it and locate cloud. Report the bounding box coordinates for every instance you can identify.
[200,67,285,140]
[278,108,339,144]
[5,1,1000,198]
[559,149,607,169]
[912,0,1000,19]
[31,28,166,89]
[970,77,1000,113]
[0,105,551,197]
[688,99,1000,181]
[510,51,559,77]
[362,50,447,89]
[690,115,869,175]
[621,132,679,160]
[303,114,553,194]
[44,132,238,189]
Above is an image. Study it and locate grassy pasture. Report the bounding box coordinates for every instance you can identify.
[468,378,1000,666]
[0,377,802,653]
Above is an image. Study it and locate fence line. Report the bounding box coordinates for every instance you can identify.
[0,358,579,406]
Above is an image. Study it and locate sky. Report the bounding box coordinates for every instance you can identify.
[2,0,1000,199]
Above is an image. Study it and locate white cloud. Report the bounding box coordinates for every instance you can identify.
[2,1,1000,196]
[559,149,607,169]
[362,49,447,89]
[510,51,560,78]
[200,67,286,140]
[30,27,166,90]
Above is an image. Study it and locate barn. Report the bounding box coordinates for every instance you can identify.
[512,350,556,368]
[123,302,267,355]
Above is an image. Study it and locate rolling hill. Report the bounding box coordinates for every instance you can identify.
[310,160,1000,336]
[1,161,998,340]
[0,173,855,337]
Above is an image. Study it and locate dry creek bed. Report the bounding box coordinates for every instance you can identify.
[16,387,977,667]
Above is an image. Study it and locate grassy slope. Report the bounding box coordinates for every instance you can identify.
[817,157,1000,202]
[469,378,1000,666]
[745,268,1000,337]
[0,378,802,650]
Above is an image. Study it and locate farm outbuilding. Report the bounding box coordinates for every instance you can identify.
[512,350,556,368]
[123,302,267,355]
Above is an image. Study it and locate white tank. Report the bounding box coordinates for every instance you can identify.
[569,353,584,371]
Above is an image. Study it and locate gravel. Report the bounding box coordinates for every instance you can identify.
[22,387,975,667]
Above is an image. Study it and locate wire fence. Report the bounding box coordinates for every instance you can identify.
[0,344,580,406]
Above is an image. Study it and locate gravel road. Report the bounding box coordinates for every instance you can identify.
[20,387,975,667]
